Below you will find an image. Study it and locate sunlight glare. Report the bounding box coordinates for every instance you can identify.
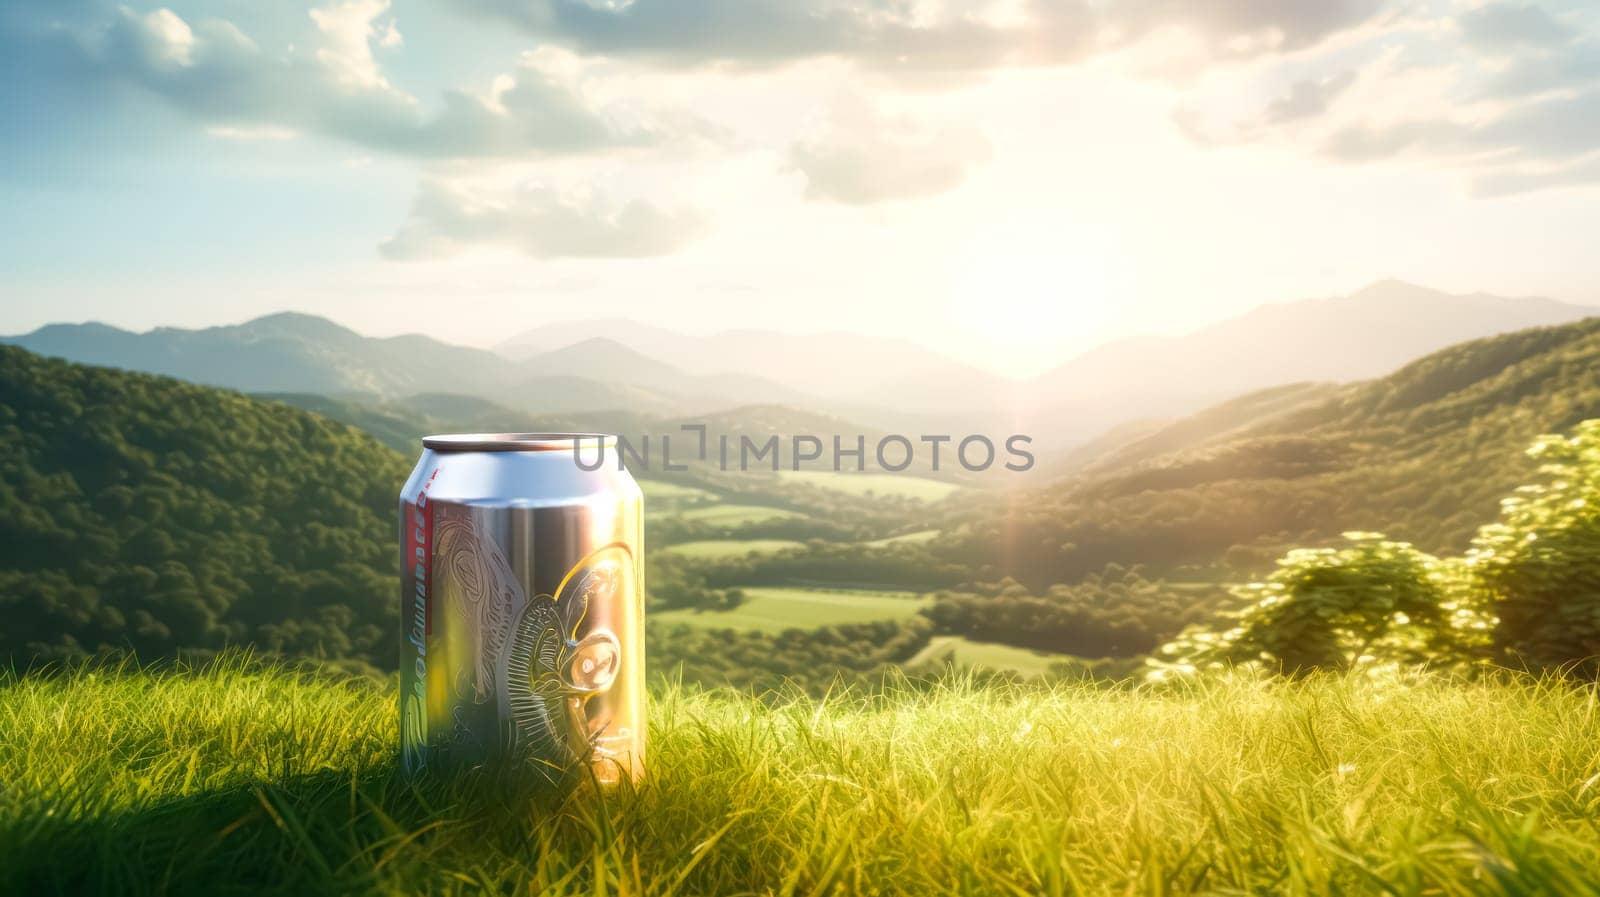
[952,225,1115,377]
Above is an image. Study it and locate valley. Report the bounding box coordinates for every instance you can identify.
[5,287,1600,686]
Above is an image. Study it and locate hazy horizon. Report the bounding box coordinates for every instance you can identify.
[10,277,1595,384]
[6,1,1600,377]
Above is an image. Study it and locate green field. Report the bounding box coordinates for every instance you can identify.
[657,539,806,560]
[676,503,803,525]
[779,470,960,501]
[865,528,940,547]
[637,479,718,508]
[5,663,1600,895]
[908,636,1067,678]
[653,587,929,633]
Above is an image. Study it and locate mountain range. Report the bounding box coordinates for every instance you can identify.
[7,280,1593,447]
[5,314,807,418]
[1024,279,1592,416]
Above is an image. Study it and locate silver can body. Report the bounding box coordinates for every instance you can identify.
[398,434,644,785]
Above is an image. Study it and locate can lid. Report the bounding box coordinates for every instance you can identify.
[421,433,618,452]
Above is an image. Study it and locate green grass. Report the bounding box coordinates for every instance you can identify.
[908,635,1067,677]
[779,470,960,501]
[656,539,806,560]
[676,503,803,525]
[5,662,1600,895]
[652,587,930,633]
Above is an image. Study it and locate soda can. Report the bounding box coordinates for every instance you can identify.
[399,434,644,785]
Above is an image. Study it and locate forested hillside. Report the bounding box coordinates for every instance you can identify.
[0,346,409,671]
[938,318,1600,587]
[0,346,971,681]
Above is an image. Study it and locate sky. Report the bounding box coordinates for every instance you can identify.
[3,0,1600,377]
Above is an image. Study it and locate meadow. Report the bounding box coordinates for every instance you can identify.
[676,505,804,526]
[652,587,930,633]
[4,661,1599,896]
[864,529,940,547]
[908,635,1068,677]
[657,539,807,560]
[778,470,961,501]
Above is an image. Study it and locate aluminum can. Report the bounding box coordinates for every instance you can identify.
[399,434,644,785]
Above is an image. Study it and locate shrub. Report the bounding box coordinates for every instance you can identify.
[1154,533,1489,676]
[1470,420,1600,673]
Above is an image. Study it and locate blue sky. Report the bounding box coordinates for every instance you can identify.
[4,0,1600,375]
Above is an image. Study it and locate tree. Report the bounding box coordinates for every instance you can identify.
[1154,533,1485,675]
[1471,420,1600,673]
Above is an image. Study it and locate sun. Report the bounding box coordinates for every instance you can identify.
[951,226,1116,376]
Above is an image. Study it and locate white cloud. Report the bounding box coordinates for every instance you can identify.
[1459,1,1576,54]
[1263,71,1357,125]
[110,7,198,71]
[1470,152,1600,197]
[205,124,299,141]
[453,0,1384,76]
[23,1,707,160]
[787,98,991,204]
[1169,2,1600,197]
[380,179,708,259]
[309,0,399,91]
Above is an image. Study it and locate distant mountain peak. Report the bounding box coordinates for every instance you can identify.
[1350,278,1437,300]
[494,318,692,358]
[549,335,651,354]
[517,335,679,371]
[20,320,132,338]
[233,312,362,341]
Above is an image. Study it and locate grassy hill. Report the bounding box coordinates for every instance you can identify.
[941,317,1600,587]
[1075,380,1346,474]
[4,661,1598,895]
[0,345,410,671]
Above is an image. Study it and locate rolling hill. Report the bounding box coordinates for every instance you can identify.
[938,315,1600,587]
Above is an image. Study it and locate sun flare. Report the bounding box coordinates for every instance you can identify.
[953,227,1116,376]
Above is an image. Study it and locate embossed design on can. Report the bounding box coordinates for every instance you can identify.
[505,544,630,771]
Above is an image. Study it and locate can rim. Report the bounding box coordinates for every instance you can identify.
[421,433,619,452]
